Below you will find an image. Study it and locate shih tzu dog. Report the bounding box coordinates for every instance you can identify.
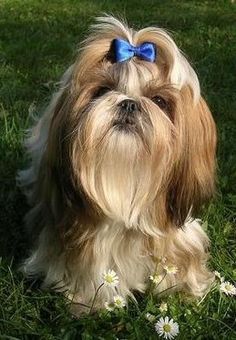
[19,16,217,311]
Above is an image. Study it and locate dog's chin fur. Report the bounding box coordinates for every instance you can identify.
[18,16,217,312]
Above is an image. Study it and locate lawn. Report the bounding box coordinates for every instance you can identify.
[0,0,236,339]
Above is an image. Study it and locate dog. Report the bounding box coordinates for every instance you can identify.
[18,16,217,312]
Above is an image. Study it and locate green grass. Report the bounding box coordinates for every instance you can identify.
[0,0,236,339]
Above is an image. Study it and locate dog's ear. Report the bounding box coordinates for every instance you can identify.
[167,86,217,227]
[36,87,73,221]
[33,67,87,228]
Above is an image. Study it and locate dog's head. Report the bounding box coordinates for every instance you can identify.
[45,16,216,232]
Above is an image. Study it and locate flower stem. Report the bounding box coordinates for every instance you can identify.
[72,302,91,309]
[158,284,177,296]
[89,283,104,314]
[156,272,167,288]
[148,272,167,299]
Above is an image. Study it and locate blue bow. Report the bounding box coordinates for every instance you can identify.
[113,38,156,63]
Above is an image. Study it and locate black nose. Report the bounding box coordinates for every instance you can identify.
[119,99,138,113]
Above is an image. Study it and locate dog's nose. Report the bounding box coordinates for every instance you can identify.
[119,99,138,113]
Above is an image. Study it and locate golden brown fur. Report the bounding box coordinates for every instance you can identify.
[18,16,217,311]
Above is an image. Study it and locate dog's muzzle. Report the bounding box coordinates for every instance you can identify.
[113,99,139,129]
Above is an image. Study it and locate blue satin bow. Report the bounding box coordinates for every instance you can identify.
[113,38,156,63]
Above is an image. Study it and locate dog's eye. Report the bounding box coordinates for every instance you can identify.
[152,95,173,120]
[152,96,168,110]
[94,87,110,98]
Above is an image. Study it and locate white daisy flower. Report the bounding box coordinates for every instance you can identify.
[214,271,224,282]
[149,273,163,284]
[163,265,178,275]
[113,295,126,308]
[145,312,156,322]
[220,281,236,296]
[155,316,179,339]
[104,301,115,311]
[102,269,119,287]
[159,302,168,313]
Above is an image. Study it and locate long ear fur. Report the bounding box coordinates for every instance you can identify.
[168,86,217,226]
[17,67,79,237]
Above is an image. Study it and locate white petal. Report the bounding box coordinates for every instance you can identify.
[164,316,169,323]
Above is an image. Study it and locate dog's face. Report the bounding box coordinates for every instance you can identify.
[47,17,216,232]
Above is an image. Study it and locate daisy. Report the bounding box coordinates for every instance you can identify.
[214,271,224,282]
[102,269,119,287]
[104,301,115,311]
[113,295,126,308]
[149,273,163,284]
[220,281,236,296]
[155,316,179,339]
[163,264,178,275]
[159,302,168,313]
[145,312,156,322]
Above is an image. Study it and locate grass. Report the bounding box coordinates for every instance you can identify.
[0,0,236,339]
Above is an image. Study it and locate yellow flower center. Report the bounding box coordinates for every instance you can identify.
[106,275,113,283]
[225,284,231,291]
[163,324,171,333]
